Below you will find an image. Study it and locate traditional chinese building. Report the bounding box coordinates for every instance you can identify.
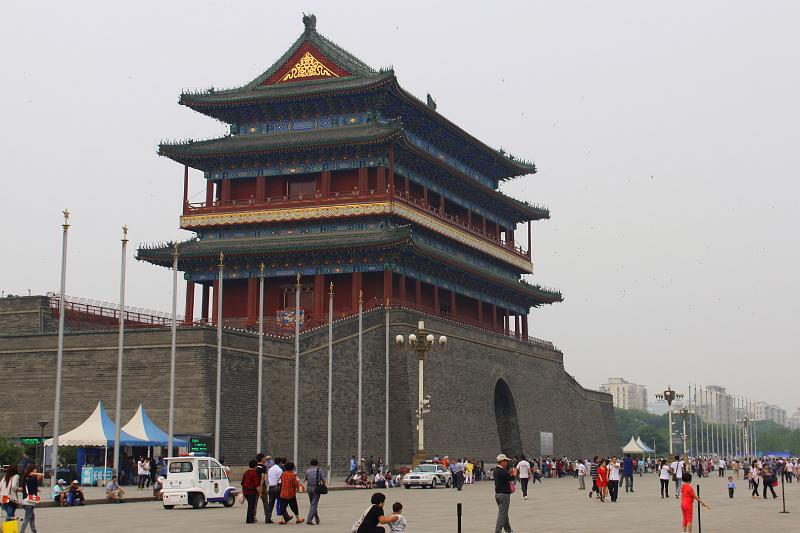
[137,14,561,336]
[0,16,618,468]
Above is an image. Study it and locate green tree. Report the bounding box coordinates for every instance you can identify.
[0,435,22,466]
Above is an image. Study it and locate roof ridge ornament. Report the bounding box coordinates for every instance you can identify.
[302,13,317,35]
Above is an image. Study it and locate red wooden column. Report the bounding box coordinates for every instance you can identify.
[492,304,498,330]
[467,210,472,228]
[450,290,457,318]
[314,274,324,319]
[504,308,510,335]
[423,186,428,208]
[358,167,368,193]
[351,272,362,312]
[439,195,445,213]
[477,300,483,323]
[383,270,393,302]
[321,170,331,195]
[527,221,532,258]
[508,224,515,247]
[246,277,257,325]
[404,176,410,195]
[515,314,521,339]
[212,279,220,325]
[182,165,189,214]
[205,180,214,206]
[522,313,529,339]
[433,286,440,315]
[377,166,386,193]
[482,216,487,235]
[221,178,231,202]
[184,281,195,324]
[201,284,210,322]
[387,146,396,192]
[399,274,406,304]
[415,279,422,305]
[256,176,266,201]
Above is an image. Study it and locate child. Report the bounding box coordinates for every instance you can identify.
[727,476,735,499]
[389,502,407,532]
[680,473,710,533]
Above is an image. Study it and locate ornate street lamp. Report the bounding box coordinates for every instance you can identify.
[737,416,750,458]
[676,407,693,466]
[396,321,446,466]
[655,386,683,457]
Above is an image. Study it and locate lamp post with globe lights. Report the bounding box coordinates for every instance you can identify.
[395,320,446,466]
[655,386,683,457]
[676,407,692,465]
[737,416,750,457]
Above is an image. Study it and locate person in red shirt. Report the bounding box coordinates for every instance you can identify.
[596,459,608,502]
[679,473,709,532]
[241,460,261,524]
[278,462,304,525]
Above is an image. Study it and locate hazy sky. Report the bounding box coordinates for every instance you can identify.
[2,1,798,413]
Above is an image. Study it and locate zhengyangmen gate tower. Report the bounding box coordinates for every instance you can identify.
[0,15,617,467]
[140,16,558,333]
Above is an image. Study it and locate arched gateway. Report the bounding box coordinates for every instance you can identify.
[494,379,523,457]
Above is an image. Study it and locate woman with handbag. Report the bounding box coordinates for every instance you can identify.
[304,458,327,525]
[1,465,19,522]
[20,465,43,533]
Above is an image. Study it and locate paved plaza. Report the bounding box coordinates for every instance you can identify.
[31,474,797,532]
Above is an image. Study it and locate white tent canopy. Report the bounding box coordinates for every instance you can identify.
[121,404,188,447]
[622,436,649,455]
[44,401,145,447]
[636,436,655,454]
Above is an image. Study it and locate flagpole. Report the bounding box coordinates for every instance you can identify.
[214,252,224,458]
[113,226,128,474]
[50,209,70,488]
[385,298,390,471]
[327,282,334,481]
[293,274,301,461]
[256,264,265,454]
[167,243,179,456]
[357,290,363,469]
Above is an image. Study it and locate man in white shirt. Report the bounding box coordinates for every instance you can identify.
[265,457,285,524]
[517,456,531,500]
[718,458,727,477]
[670,456,684,498]
[577,461,587,490]
[607,456,621,502]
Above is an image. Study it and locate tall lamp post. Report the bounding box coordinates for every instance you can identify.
[676,407,692,466]
[395,321,446,466]
[37,420,48,471]
[655,386,683,457]
[737,416,750,458]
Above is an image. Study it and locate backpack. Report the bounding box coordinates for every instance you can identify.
[351,505,373,533]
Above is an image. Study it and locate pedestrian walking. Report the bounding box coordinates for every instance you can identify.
[493,454,517,533]
[679,473,709,533]
[19,465,43,533]
[727,476,735,498]
[278,462,304,524]
[304,458,326,525]
[266,457,284,522]
[589,457,600,499]
[596,459,608,502]
[623,454,634,493]
[659,459,671,498]
[517,456,531,499]
[577,460,586,490]
[608,456,621,501]
[241,460,261,524]
[761,466,777,499]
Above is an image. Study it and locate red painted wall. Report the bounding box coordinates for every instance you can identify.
[229,179,257,201]
[331,169,358,192]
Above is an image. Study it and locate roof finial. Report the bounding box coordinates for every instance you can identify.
[426,93,437,111]
[302,13,317,34]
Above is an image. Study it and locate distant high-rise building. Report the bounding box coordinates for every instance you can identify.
[754,402,788,426]
[788,408,800,430]
[599,378,648,411]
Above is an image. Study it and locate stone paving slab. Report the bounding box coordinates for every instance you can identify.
[27,474,798,533]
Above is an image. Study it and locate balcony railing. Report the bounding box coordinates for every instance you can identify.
[184,188,530,259]
[48,293,182,328]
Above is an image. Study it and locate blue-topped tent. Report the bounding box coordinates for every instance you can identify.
[44,401,145,447]
[122,404,188,447]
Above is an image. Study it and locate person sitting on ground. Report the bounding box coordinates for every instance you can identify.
[152,476,163,499]
[106,475,126,503]
[66,481,85,506]
[374,471,386,489]
[52,479,67,505]
[388,501,407,532]
[354,492,399,533]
